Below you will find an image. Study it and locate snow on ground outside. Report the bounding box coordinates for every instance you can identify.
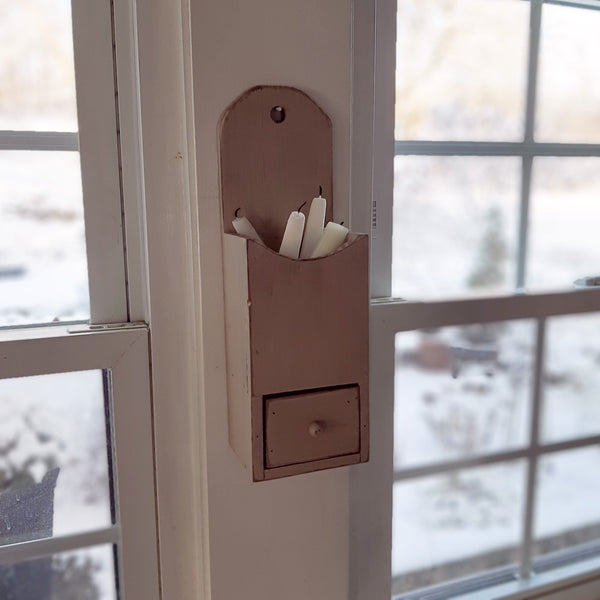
[392,317,600,576]
[0,151,89,326]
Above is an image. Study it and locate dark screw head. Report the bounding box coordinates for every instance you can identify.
[270,106,285,124]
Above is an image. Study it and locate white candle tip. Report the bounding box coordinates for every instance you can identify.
[299,195,327,259]
[232,216,264,245]
[279,211,306,259]
[310,221,348,259]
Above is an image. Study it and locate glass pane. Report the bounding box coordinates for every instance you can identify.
[0,544,117,599]
[527,158,600,292]
[0,0,78,131]
[392,156,520,300]
[0,151,89,326]
[392,461,525,595]
[534,447,600,557]
[395,0,528,141]
[535,4,600,143]
[394,320,534,470]
[0,370,112,545]
[541,313,600,444]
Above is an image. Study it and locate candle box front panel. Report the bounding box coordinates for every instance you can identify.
[223,234,369,481]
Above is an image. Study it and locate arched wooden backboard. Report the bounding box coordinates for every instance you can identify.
[219,86,334,251]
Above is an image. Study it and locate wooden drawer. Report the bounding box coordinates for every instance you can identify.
[264,385,360,469]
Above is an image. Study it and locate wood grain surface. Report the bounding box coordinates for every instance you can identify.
[219,86,334,251]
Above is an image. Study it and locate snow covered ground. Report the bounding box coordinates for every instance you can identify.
[0,151,89,327]
[392,316,600,580]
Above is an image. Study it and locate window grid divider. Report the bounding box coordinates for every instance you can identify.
[392,431,600,483]
[546,0,600,10]
[0,526,120,567]
[394,140,600,157]
[524,0,543,145]
[517,0,541,289]
[0,131,79,152]
[516,155,533,290]
[520,316,546,578]
[372,287,600,332]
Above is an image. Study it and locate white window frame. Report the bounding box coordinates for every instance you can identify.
[0,325,159,599]
[0,0,208,598]
[350,1,600,599]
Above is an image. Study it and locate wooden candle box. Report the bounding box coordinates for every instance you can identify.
[220,86,369,481]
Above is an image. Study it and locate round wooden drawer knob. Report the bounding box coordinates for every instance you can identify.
[308,421,323,438]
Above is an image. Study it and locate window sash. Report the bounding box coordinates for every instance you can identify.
[0,325,159,599]
[0,0,131,326]
[351,0,600,598]
[379,290,600,587]
[379,0,600,298]
[374,294,600,600]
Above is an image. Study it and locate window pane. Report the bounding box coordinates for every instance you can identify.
[394,320,534,470]
[0,151,89,326]
[534,447,600,558]
[395,0,528,141]
[527,158,600,292]
[0,545,117,599]
[535,3,600,143]
[0,370,112,544]
[392,156,520,300]
[541,313,600,444]
[0,0,78,131]
[392,461,525,595]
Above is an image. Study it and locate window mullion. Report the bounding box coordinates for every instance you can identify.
[516,0,543,291]
[71,0,129,325]
[394,448,529,482]
[524,0,543,144]
[0,131,79,152]
[520,316,547,579]
[394,140,600,156]
[545,0,600,12]
[516,154,533,290]
[0,526,119,567]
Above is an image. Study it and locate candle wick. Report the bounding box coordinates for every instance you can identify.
[297,200,307,213]
[235,207,241,218]
[319,185,322,196]
[340,221,344,226]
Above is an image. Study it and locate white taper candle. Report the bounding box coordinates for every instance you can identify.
[310,222,348,258]
[232,215,264,244]
[299,195,326,259]
[279,210,306,259]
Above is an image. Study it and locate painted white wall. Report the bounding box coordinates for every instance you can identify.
[190,2,353,599]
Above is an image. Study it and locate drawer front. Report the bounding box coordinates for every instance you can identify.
[264,385,360,469]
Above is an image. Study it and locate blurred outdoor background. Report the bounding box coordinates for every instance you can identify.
[392,0,600,595]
